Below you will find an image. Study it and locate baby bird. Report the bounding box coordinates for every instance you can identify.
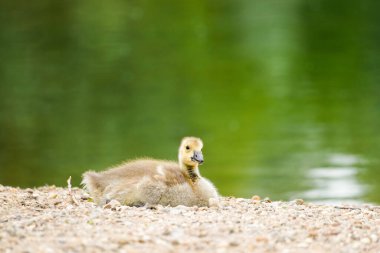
[82,137,219,207]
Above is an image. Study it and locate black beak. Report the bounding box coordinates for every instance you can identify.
[191,151,204,164]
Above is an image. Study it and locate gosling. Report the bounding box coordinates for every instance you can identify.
[82,137,219,207]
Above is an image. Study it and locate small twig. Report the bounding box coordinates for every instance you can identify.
[67,176,80,205]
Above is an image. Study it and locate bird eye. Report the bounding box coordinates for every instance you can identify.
[186,145,190,150]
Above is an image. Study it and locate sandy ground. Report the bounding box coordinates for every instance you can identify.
[1,185,379,253]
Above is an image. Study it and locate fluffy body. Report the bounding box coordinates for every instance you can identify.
[82,137,219,207]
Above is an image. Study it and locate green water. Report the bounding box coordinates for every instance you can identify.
[1,1,380,204]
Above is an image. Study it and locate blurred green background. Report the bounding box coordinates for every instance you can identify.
[0,1,379,204]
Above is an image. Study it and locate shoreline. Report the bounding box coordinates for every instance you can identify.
[1,185,379,252]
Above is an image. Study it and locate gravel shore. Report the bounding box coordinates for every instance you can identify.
[1,185,379,253]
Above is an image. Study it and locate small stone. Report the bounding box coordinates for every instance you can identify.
[144,203,157,210]
[256,236,268,243]
[251,195,261,201]
[370,234,378,243]
[3,187,380,251]
[263,197,272,203]
[171,239,179,245]
[229,241,239,247]
[361,238,371,244]
[117,239,129,245]
[80,193,90,200]
[294,199,304,205]
[49,193,58,199]
[53,200,62,206]
[209,198,220,208]
[162,229,171,236]
[198,230,208,238]
[103,199,121,210]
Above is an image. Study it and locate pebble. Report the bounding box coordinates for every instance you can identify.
[103,199,121,210]
[361,238,371,244]
[263,197,272,203]
[251,195,261,201]
[229,241,239,247]
[209,198,220,208]
[1,186,380,253]
[308,230,318,239]
[255,236,269,243]
[294,199,304,205]
[370,234,378,243]
[49,193,58,199]
[236,198,246,203]
[80,193,90,200]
